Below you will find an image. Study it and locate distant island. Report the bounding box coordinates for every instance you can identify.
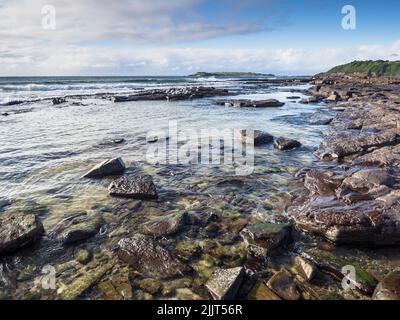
[189,72,275,77]
[327,60,400,77]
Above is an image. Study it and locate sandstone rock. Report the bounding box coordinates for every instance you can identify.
[274,137,301,150]
[118,235,190,278]
[205,267,245,300]
[373,268,400,300]
[141,212,186,237]
[108,176,158,200]
[240,223,291,259]
[293,256,317,282]
[0,212,44,256]
[302,248,378,295]
[267,270,301,300]
[247,280,281,300]
[82,157,125,178]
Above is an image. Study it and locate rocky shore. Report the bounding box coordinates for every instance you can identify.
[1,73,399,301]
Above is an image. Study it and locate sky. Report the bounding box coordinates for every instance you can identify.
[0,0,399,76]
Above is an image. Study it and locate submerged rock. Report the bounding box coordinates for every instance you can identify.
[247,280,281,300]
[373,268,400,300]
[141,212,186,237]
[0,212,44,256]
[240,223,291,259]
[302,248,378,295]
[57,214,103,245]
[267,270,301,300]
[274,137,301,150]
[108,176,158,200]
[205,267,245,300]
[118,235,190,278]
[82,157,125,178]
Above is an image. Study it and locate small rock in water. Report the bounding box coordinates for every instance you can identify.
[267,270,301,300]
[220,99,284,108]
[75,249,92,264]
[82,157,125,178]
[287,96,301,100]
[241,130,274,146]
[108,176,158,200]
[141,212,186,237]
[0,198,11,211]
[240,223,291,259]
[373,268,400,300]
[58,214,103,245]
[1,112,9,116]
[52,97,67,105]
[205,267,245,300]
[274,137,301,150]
[0,212,44,256]
[248,280,281,300]
[118,235,190,278]
[293,256,317,282]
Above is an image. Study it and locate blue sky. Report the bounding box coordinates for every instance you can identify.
[0,0,399,75]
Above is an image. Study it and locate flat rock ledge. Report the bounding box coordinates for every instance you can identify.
[0,212,44,256]
[288,73,400,246]
[112,86,229,102]
[217,99,284,108]
[108,175,158,200]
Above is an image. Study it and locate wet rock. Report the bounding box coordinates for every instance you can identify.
[247,280,281,300]
[240,223,291,259]
[205,267,245,300]
[108,176,158,200]
[1,112,9,116]
[174,288,203,300]
[299,95,323,104]
[82,157,125,178]
[287,96,301,100]
[309,114,334,125]
[274,137,301,150]
[136,278,162,294]
[75,249,92,264]
[267,270,301,300]
[57,214,103,245]
[326,94,341,102]
[302,248,378,295]
[219,99,284,108]
[240,130,274,146]
[373,268,400,300]
[98,280,123,300]
[0,212,44,256]
[0,198,11,211]
[174,241,201,261]
[141,212,186,237]
[293,256,317,282]
[118,235,190,278]
[52,97,66,105]
[59,262,114,300]
[304,169,345,196]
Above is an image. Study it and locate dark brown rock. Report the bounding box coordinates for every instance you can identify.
[108,176,158,200]
[267,270,301,300]
[118,235,190,278]
[274,137,301,150]
[141,212,186,237]
[373,268,400,300]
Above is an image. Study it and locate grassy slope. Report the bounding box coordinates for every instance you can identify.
[327,60,400,77]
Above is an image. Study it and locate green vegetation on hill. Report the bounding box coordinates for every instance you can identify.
[190,72,275,77]
[327,60,400,77]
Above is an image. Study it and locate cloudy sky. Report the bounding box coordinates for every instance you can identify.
[0,0,399,76]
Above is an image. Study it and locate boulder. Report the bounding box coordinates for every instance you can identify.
[82,157,125,178]
[205,267,245,300]
[274,137,301,151]
[118,235,190,278]
[108,176,158,200]
[141,212,186,237]
[373,268,400,300]
[0,212,44,256]
[240,130,274,146]
[267,270,301,300]
[240,223,291,259]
